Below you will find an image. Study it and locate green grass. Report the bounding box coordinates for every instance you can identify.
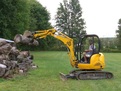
[0,51,121,91]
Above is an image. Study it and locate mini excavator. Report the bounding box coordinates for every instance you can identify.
[15,29,113,80]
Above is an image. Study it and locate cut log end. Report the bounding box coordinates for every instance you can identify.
[14,34,23,43]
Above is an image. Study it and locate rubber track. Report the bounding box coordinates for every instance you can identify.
[76,71,113,80]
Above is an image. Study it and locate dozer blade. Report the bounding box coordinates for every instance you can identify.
[59,72,76,81]
[59,72,68,81]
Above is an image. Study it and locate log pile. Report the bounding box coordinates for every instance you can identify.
[0,39,37,78]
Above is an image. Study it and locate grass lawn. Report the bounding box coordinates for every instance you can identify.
[0,51,121,91]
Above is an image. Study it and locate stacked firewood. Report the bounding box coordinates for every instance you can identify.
[0,39,37,78]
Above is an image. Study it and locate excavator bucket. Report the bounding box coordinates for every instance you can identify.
[14,30,39,46]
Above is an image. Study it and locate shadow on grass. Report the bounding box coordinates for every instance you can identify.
[0,78,6,83]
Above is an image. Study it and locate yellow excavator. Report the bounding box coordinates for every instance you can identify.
[15,28,113,80]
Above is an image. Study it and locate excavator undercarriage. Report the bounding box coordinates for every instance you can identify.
[60,70,113,80]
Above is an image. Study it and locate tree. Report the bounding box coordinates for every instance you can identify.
[0,0,53,50]
[0,0,30,39]
[28,0,57,50]
[69,0,86,36]
[116,19,121,50]
[0,0,52,39]
[55,0,86,37]
[29,0,52,30]
[55,0,69,33]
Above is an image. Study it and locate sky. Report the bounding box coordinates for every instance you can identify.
[36,0,121,37]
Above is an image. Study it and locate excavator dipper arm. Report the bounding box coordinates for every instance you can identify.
[33,29,78,68]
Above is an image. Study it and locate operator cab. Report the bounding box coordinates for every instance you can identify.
[75,34,101,63]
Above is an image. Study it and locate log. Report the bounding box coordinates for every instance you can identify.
[10,47,20,55]
[31,39,39,46]
[22,36,33,44]
[0,40,7,47]
[23,30,33,37]
[8,53,18,60]
[4,70,11,78]
[0,64,6,77]
[18,63,29,72]
[5,61,13,69]
[4,69,15,78]
[14,34,23,43]
[17,55,25,63]
[0,55,7,61]
[19,51,30,58]
[0,43,12,54]
[0,67,6,77]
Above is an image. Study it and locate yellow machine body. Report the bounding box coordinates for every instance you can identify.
[77,53,105,70]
